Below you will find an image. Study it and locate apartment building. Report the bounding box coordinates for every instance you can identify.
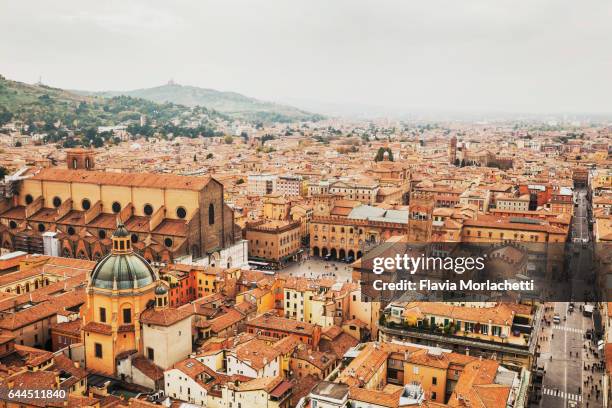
[329,179,380,205]
[276,175,303,196]
[245,220,301,266]
[380,301,538,369]
[247,174,277,196]
[246,314,321,348]
[332,342,524,407]
[495,194,530,212]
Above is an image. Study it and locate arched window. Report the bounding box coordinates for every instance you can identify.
[208,204,215,225]
[72,158,78,169]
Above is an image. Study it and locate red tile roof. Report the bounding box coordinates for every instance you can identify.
[31,168,212,191]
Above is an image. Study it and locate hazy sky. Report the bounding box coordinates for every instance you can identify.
[1,0,611,115]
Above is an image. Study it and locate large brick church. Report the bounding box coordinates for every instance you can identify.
[0,149,240,263]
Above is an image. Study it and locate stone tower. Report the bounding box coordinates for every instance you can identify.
[66,148,95,170]
[449,135,457,165]
[407,192,434,243]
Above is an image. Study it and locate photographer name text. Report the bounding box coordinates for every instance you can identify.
[372,279,534,292]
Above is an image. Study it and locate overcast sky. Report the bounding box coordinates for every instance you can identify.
[1,0,611,115]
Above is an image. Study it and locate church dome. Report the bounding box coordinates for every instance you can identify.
[90,222,157,290]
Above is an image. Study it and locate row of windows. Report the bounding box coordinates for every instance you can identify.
[313,235,366,245]
[99,307,132,324]
[464,229,541,241]
[24,194,192,219]
[313,225,364,234]
[5,278,49,294]
[250,236,299,247]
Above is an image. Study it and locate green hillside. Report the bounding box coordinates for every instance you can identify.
[82,83,325,123]
[0,75,226,128]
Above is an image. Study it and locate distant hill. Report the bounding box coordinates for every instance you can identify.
[0,74,226,129]
[79,83,325,123]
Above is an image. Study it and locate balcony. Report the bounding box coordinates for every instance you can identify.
[379,321,533,357]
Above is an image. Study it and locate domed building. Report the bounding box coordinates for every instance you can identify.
[82,222,160,376]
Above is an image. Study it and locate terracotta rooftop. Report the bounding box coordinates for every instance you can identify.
[132,355,164,381]
[30,168,213,191]
[234,338,280,370]
[140,307,192,327]
[247,314,316,336]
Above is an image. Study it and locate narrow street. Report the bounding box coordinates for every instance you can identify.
[535,187,604,408]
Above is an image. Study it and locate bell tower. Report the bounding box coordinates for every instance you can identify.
[66,148,96,170]
[407,192,434,242]
[154,284,169,310]
[449,135,457,165]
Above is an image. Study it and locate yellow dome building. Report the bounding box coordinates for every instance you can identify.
[82,222,159,375]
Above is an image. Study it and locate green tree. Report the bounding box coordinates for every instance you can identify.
[92,137,104,148]
[0,166,8,178]
[224,135,233,144]
[0,107,13,126]
[206,153,213,159]
[14,141,22,147]
[374,147,393,162]
[84,127,97,140]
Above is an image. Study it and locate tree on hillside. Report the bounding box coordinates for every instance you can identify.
[0,107,13,126]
